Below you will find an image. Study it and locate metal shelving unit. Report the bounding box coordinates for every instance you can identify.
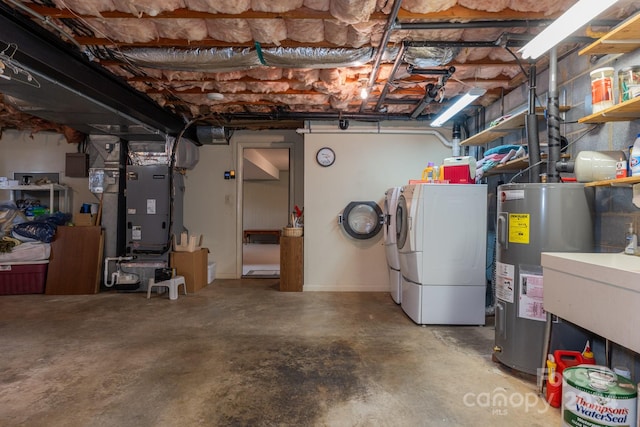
[1,183,70,212]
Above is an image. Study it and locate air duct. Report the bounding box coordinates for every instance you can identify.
[196,126,231,145]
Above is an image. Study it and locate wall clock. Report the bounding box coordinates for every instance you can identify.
[316,147,336,167]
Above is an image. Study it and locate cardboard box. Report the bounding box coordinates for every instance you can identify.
[73,213,97,226]
[170,248,208,293]
[173,232,202,252]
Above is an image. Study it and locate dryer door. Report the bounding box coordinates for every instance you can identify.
[396,195,409,250]
[341,201,383,240]
[383,187,400,245]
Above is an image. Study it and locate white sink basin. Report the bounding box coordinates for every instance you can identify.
[542,252,640,354]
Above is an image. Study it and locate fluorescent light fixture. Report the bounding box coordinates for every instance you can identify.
[430,88,486,127]
[519,0,620,59]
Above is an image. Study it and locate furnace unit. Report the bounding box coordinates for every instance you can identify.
[125,164,175,258]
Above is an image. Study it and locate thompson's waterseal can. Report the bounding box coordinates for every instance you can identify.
[562,365,637,427]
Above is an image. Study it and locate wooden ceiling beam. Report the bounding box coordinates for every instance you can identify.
[27,4,561,21]
[133,78,512,95]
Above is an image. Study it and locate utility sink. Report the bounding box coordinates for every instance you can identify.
[541,252,640,354]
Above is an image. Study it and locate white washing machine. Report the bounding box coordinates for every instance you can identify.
[383,187,402,304]
[396,183,487,325]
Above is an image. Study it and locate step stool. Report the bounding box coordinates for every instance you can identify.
[146,276,187,300]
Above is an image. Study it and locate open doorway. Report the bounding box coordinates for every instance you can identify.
[241,148,290,277]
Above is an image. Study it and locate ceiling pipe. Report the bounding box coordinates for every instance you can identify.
[408,66,457,75]
[359,0,403,113]
[410,66,455,119]
[410,83,440,119]
[296,123,453,148]
[374,42,405,112]
[396,19,619,32]
[221,111,429,122]
[547,46,562,183]
[405,40,504,49]
[526,62,542,183]
[395,20,554,30]
[451,121,462,156]
[404,33,597,50]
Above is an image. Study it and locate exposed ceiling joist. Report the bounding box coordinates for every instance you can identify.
[0,0,634,137]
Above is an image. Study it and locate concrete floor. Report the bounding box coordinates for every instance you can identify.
[0,279,560,426]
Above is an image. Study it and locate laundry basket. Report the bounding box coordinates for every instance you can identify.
[282,227,303,237]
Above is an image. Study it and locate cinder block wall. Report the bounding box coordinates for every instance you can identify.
[473,48,640,378]
[594,186,640,252]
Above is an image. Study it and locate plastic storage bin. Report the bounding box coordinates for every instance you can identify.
[207,262,216,284]
[0,261,48,294]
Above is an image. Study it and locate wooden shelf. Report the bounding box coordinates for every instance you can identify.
[485,157,529,175]
[579,12,640,56]
[461,107,570,147]
[484,154,548,176]
[584,176,640,187]
[461,112,526,146]
[578,95,640,123]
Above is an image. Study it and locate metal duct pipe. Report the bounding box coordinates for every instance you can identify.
[547,47,562,183]
[196,125,230,145]
[359,0,403,112]
[526,63,542,183]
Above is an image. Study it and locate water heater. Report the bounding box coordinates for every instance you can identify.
[494,183,594,375]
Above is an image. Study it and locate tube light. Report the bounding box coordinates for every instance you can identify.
[519,0,620,59]
[430,88,486,128]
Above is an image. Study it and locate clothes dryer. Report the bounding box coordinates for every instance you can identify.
[384,187,402,303]
[396,183,487,325]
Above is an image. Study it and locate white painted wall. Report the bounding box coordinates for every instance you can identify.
[0,125,452,290]
[182,130,302,279]
[0,130,95,214]
[303,124,452,291]
[243,171,289,230]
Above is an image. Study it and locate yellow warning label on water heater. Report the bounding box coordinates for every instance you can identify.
[509,213,530,244]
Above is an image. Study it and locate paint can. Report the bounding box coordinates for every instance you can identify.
[562,365,637,427]
[590,67,614,113]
